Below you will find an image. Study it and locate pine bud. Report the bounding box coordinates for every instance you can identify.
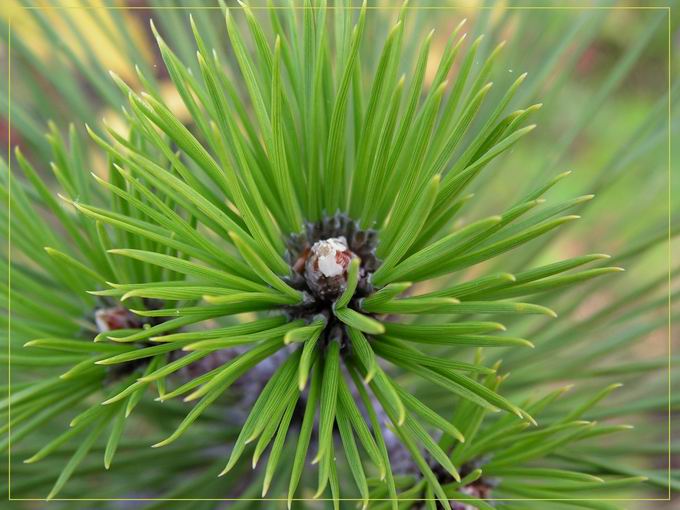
[94,306,142,332]
[303,236,357,301]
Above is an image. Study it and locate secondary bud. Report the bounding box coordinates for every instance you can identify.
[304,236,356,300]
[94,306,142,332]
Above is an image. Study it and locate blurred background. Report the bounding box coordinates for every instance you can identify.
[1,0,678,507]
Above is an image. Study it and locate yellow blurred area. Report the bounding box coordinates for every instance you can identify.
[2,0,152,84]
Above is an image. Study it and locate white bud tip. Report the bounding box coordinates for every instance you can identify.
[310,237,349,278]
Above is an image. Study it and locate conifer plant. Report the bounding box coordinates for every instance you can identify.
[2,1,677,509]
